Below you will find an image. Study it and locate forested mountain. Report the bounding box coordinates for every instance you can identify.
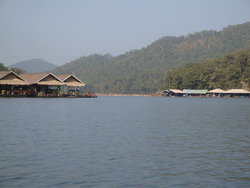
[164,50,250,90]
[9,58,57,73]
[53,22,250,94]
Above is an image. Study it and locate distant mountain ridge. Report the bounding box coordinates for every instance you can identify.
[9,58,57,73]
[53,22,250,94]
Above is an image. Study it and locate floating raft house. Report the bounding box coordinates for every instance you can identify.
[162,88,250,98]
[0,71,93,97]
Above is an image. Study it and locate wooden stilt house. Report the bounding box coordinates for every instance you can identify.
[0,71,29,96]
[162,89,183,97]
[20,73,64,97]
[208,89,226,97]
[224,89,250,97]
[57,74,86,96]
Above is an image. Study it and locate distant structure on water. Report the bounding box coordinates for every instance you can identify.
[162,89,250,98]
[0,71,96,98]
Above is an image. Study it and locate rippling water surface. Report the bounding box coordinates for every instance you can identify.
[0,97,250,187]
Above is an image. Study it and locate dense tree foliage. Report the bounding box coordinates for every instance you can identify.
[53,22,250,94]
[164,50,250,90]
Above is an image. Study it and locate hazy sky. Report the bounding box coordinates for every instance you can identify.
[0,0,250,66]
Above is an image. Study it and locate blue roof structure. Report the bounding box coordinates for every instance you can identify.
[182,89,208,94]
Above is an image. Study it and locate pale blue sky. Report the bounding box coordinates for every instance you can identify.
[0,0,249,66]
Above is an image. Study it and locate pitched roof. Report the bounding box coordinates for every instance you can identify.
[0,71,11,79]
[20,73,64,86]
[20,73,48,84]
[182,89,208,94]
[56,74,71,81]
[0,71,28,85]
[57,74,85,87]
[163,89,182,93]
[169,89,182,93]
[208,89,226,93]
[224,89,250,94]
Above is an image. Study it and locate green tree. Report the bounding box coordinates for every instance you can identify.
[0,63,8,71]
[163,50,250,90]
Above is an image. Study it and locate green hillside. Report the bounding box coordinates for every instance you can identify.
[53,22,250,94]
[164,49,250,90]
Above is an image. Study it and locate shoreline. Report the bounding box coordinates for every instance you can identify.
[95,93,250,99]
[96,93,153,97]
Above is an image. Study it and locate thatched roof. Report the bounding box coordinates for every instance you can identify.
[0,71,10,79]
[208,89,226,93]
[162,89,182,94]
[20,73,64,86]
[169,89,182,93]
[56,74,70,81]
[57,74,85,87]
[0,71,29,85]
[0,71,86,87]
[224,89,250,94]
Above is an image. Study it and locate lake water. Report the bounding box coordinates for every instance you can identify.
[0,97,250,187]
